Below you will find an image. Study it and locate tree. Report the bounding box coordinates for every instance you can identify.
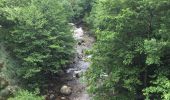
[2,0,75,86]
[86,0,170,99]
[65,0,94,22]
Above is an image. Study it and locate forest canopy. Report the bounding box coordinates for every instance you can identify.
[0,0,170,100]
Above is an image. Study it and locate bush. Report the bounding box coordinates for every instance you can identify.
[8,90,44,100]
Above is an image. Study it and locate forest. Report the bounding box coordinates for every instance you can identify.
[0,0,170,100]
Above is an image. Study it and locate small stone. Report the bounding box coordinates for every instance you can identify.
[75,73,80,78]
[87,55,92,59]
[60,85,72,95]
[78,55,83,59]
[49,94,55,100]
[0,61,4,70]
[81,40,85,43]
[78,42,82,45]
[74,71,82,78]
[61,97,66,100]
[78,40,85,45]
[49,83,54,87]
[49,90,54,94]
[73,61,76,64]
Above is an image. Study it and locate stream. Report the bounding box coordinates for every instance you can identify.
[66,23,94,100]
[45,23,94,100]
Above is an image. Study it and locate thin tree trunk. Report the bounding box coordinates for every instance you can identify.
[144,69,147,87]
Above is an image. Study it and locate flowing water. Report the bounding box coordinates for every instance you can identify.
[44,23,94,100]
[65,23,94,100]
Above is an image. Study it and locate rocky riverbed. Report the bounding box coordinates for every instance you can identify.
[44,23,94,100]
[66,23,94,100]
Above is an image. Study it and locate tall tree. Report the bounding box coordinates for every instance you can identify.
[2,0,75,85]
[86,0,170,99]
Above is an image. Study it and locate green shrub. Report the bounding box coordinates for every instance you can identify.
[8,90,44,100]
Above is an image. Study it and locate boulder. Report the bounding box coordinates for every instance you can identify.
[60,85,72,95]
[0,87,11,98]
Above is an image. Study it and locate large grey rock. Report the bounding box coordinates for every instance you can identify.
[0,87,10,97]
[60,85,72,95]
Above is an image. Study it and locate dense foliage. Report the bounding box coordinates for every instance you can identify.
[86,0,170,99]
[2,0,74,80]
[1,0,170,99]
[0,0,75,99]
[65,0,94,22]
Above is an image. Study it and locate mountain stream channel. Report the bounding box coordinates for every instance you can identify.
[44,23,94,100]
